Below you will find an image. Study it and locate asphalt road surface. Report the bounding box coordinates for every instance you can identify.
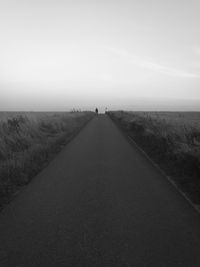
[1,114,200,267]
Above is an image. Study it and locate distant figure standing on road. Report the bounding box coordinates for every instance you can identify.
[95,108,98,115]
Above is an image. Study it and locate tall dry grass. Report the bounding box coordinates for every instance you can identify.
[0,111,94,207]
[108,111,200,204]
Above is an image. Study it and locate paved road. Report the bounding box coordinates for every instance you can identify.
[1,115,200,266]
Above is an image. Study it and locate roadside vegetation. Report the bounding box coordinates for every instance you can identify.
[108,111,200,206]
[0,111,94,209]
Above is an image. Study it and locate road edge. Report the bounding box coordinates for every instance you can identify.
[0,115,96,212]
[107,114,200,215]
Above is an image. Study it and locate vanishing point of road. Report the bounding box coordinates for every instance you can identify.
[1,115,200,266]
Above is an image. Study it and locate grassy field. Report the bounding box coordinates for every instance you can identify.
[0,111,94,209]
[107,111,200,206]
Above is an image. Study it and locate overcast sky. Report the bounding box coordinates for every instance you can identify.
[1,0,200,111]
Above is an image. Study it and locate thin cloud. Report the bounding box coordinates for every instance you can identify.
[105,46,199,78]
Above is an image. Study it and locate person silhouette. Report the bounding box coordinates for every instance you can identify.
[95,108,98,114]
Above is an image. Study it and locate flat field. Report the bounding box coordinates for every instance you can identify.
[0,111,94,208]
[108,111,200,206]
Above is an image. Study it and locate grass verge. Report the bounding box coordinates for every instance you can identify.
[107,111,200,208]
[0,111,95,209]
